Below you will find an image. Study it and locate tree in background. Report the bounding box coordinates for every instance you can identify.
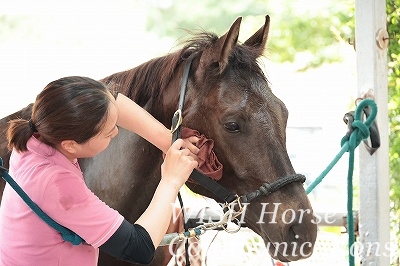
[387,0,400,264]
[144,0,353,70]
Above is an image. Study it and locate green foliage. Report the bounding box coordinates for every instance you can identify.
[145,0,266,37]
[144,0,353,69]
[387,0,400,260]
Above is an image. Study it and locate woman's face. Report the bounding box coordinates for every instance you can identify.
[75,99,119,158]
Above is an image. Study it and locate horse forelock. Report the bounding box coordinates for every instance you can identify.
[183,31,265,68]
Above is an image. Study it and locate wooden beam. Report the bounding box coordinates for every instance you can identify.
[355,0,390,265]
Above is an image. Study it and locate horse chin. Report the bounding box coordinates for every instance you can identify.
[243,202,317,262]
[263,224,315,262]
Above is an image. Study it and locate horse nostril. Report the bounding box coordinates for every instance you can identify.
[288,224,315,258]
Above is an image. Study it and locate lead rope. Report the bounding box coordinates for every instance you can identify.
[177,192,191,266]
[305,99,378,266]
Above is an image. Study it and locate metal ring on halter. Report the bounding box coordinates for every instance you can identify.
[170,109,182,134]
[198,201,245,233]
[225,196,244,214]
[222,218,241,234]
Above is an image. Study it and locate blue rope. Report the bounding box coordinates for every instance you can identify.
[305,99,377,266]
[0,158,84,245]
[182,227,202,238]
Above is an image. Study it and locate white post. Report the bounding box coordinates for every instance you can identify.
[355,0,390,265]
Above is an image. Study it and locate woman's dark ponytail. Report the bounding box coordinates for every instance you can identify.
[7,119,35,152]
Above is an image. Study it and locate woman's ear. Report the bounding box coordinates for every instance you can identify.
[60,140,79,154]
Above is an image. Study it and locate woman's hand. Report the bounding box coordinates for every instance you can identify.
[136,139,198,247]
[181,136,200,161]
[161,139,198,189]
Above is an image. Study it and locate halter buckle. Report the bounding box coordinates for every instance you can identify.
[170,109,183,134]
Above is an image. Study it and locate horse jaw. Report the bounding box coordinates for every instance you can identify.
[241,184,317,262]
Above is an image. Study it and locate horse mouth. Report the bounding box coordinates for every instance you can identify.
[264,224,315,262]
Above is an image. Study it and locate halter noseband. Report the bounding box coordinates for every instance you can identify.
[171,52,306,205]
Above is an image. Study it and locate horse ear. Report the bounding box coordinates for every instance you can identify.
[199,17,242,74]
[243,15,270,50]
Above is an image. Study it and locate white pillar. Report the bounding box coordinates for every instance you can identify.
[355,0,390,265]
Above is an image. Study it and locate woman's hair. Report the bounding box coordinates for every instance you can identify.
[7,76,113,152]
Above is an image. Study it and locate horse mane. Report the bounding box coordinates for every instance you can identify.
[100,30,265,108]
[100,51,183,107]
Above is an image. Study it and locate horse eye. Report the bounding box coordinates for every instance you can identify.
[223,122,240,132]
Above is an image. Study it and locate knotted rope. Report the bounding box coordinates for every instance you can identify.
[240,174,306,203]
[305,98,377,266]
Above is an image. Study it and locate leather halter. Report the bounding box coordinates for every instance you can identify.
[171,52,306,205]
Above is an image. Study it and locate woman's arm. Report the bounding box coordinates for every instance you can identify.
[113,93,199,247]
[114,93,199,157]
[135,139,198,247]
[99,140,197,263]
[114,93,172,154]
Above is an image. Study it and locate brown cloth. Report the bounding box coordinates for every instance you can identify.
[181,127,223,181]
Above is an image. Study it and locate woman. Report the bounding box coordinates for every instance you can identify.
[0,76,199,265]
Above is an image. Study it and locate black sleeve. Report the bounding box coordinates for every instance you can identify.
[99,219,155,264]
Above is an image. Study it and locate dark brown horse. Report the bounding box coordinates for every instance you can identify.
[0,16,317,265]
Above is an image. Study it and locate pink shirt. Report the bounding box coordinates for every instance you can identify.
[0,136,124,266]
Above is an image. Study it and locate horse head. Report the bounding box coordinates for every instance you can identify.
[171,16,318,262]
